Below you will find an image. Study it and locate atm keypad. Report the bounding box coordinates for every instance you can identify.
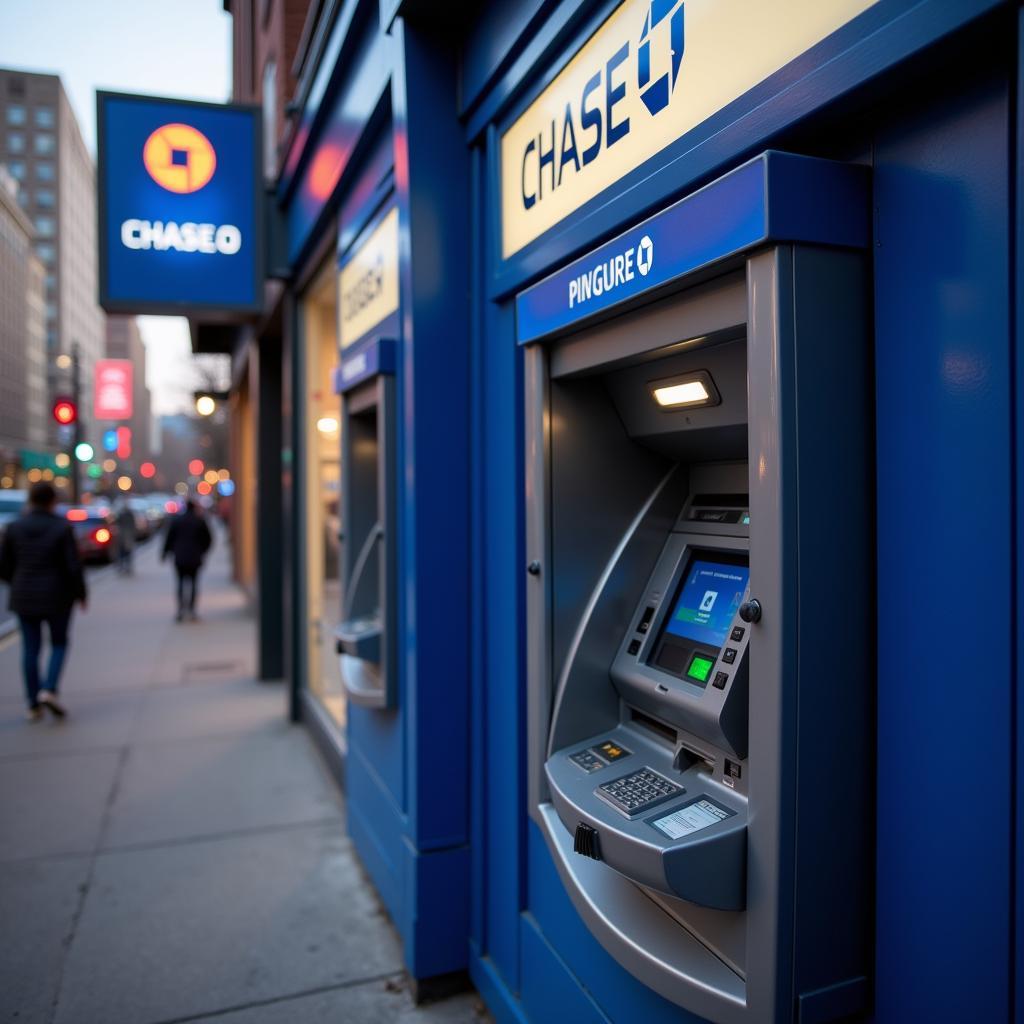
[598,769,683,816]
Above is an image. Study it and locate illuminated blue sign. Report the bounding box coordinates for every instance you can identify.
[515,152,869,344]
[97,92,262,314]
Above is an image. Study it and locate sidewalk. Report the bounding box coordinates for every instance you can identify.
[0,530,486,1024]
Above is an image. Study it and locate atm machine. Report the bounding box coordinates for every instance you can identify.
[335,338,396,709]
[524,156,873,1023]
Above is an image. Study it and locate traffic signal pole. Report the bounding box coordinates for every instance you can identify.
[71,341,81,504]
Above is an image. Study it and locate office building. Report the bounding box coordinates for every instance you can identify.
[0,69,105,454]
[0,163,48,487]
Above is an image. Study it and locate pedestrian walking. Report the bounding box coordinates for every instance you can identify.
[115,499,136,574]
[0,481,87,720]
[162,499,212,622]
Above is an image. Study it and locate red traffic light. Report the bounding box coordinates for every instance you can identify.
[52,397,77,425]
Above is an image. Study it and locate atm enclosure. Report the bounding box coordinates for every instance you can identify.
[524,155,873,1023]
[335,335,398,709]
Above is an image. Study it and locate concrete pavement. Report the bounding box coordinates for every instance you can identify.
[0,527,487,1024]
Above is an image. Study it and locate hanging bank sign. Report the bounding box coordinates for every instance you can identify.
[500,0,877,257]
[97,92,262,314]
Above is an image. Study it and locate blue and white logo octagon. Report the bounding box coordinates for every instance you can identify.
[636,235,654,276]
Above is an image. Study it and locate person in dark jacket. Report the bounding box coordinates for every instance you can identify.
[0,481,87,720]
[162,500,212,621]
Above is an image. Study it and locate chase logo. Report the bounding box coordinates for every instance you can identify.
[142,123,216,194]
[638,0,684,115]
[636,234,653,275]
[519,1,686,214]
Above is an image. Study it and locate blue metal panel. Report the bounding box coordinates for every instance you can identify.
[391,19,473,852]
[459,0,551,118]
[1017,14,1024,1022]
[285,26,392,265]
[873,72,1012,1022]
[520,913,609,1024]
[481,296,528,988]
[337,331,398,392]
[516,152,868,343]
[525,823,704,1022]
[485,0,1002,300]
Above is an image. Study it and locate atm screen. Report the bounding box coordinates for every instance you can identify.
[662,558,749,650]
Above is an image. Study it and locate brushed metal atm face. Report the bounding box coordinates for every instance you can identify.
[526,250,872,1023]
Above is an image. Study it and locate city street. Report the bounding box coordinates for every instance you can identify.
[0,532,487,1024]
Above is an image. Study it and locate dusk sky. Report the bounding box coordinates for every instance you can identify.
[0,0,232,414]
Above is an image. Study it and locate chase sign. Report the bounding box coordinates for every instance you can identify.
[97,92,261,314]
[500,0,878,257]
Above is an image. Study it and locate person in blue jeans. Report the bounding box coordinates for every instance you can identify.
[0,481,87,720]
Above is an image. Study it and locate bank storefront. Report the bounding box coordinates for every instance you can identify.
[273,3,472,993]
[187,0,1019,1020]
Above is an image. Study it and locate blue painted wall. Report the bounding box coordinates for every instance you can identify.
[873,70,1012,1023]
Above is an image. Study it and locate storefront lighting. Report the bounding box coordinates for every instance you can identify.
[55,453,70,469]
[55,353,72,370]
[316,416,339,435]
[103,459,117,473]
[117,476,132,491]
[174,482,189,496]
[217,468,230,481]
[196,395,217,417]
[197,480,212,496]
[204,469,219,485]
[650,371,720,410]
[1,476,12,488]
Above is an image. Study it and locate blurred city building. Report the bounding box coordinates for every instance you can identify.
[186,0,309,675]
[104,314,153,470]
[0,69,106,457]
[0,164,48,488]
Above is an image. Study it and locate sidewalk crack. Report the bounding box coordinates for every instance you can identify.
[47,743,131,1024]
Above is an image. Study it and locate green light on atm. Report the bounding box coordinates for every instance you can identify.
[687,655,714,682]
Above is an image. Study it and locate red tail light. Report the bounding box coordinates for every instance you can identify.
[67,509,88,522]
[94,527,111,544]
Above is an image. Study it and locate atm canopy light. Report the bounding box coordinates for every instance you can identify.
[650,371,720,410]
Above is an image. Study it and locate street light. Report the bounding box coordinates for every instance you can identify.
[194,389,229,417]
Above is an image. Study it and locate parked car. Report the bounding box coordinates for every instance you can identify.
[0,489,27,545]
[61,505,118,564]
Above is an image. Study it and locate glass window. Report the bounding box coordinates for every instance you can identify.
[7,133,24,153]
[33,107,54,128]
[6,105,25,126]
[34,134,54,156]
[35,242,54,264]
[7,160,25,180]
[35,215,54,236]
[35,189,54,208]
[44,273,55,292]
[45,302,57,320]
[35,162,54,181]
